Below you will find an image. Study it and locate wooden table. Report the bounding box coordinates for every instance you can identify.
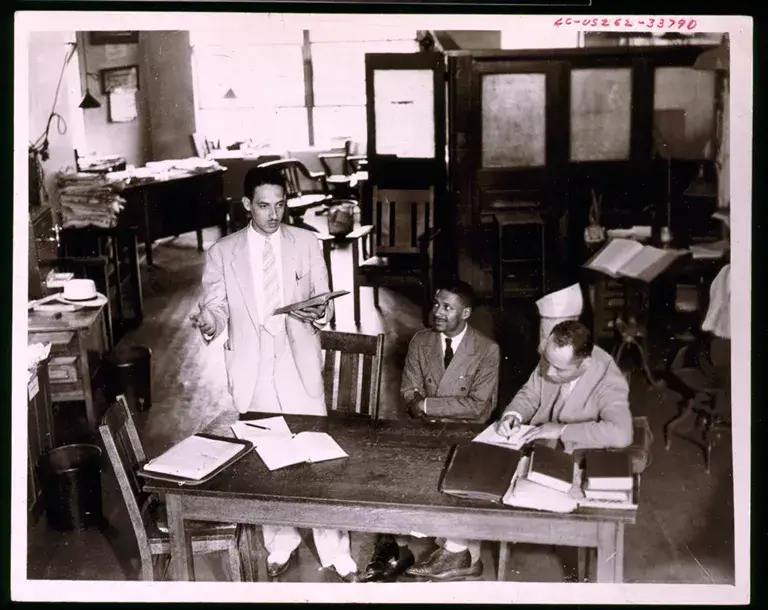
[145,414,635,583]
[118,168,225,266]
[28,305,109,430]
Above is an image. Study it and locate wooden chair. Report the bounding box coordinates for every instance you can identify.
[257,159,332,232]
[98,398,251,581]
[663,337,731,473]
[320,330,385,420]
[318,140,354,199]
[346,187,440,328]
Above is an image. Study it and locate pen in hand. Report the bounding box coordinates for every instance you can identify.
[244,423,269,430]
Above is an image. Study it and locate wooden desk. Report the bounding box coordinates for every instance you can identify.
[145,414,635,583]
[28,305,109,430]
[118,169,225,266]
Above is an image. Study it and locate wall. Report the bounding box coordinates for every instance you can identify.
[28,31,83,207]
[445,31,501,50]
[140,31,197,161]
[78,32,148,165]
[501,29,580,50]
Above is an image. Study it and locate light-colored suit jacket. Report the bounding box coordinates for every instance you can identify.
[198,224,332,413]
[401,325,501,424]
[502,346,633,452]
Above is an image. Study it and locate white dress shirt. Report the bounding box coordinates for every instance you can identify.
[247,224,284,324]
[424,323,468,416]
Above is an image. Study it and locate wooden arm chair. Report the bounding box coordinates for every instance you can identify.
[99,397,252,581]
[321,330,385,420]
[257,158,332,232]
[343,187,439,328]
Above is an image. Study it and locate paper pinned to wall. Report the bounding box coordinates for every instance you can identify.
[104,44,131,64]
[108,87,138,123]
[373,69,435,159]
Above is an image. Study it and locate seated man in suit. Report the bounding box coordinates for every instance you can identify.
[496,319,633,451]
[362,280,501,583]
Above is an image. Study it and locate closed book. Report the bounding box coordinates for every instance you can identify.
[526,445,575,494]
[585,450,633,491]
[439,442,523,503]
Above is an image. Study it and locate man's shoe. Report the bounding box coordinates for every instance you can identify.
[327,566,361,583]
[266,548,298,579]
[404,547,483,582]
[361,535,415,582]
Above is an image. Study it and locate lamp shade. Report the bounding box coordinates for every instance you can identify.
[223,88,237,99]
[694,44,729,72]
[79,90,101,109]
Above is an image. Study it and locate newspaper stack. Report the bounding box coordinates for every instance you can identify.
[56,171,126,229]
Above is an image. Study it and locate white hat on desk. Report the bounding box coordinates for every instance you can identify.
[536,283,584,351]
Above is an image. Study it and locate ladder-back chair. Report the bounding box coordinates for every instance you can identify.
[320,330,385,420]
[349,187,439,327]
[99,397,250,581]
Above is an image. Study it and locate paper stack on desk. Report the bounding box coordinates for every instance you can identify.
[231,416,293,445]
[142,435,244,481]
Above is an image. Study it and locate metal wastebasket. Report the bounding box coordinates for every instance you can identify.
[36,444,103,532]
[105,345,153,412]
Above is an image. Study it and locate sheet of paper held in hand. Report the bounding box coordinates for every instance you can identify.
[142,435,243,480]
[471,422,537,451]
[232,416,348,471]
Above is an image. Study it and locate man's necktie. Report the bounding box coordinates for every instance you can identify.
[263,238,281,334]
[551,385,567,422]
[444,337,454,369]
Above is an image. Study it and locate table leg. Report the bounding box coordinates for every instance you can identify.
[166,494,194,581]
[497,542,510,581]
[596,522,625,583]
[141,192,155,267]
[196,229,204,253]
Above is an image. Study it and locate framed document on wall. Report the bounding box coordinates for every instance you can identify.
[89,31,139,45]
[100,65,140,95]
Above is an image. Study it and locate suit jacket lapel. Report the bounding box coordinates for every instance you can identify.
[230,229,260,329]
[436,326,477,393]
[421,331,445,385]
[540,369,559,420]
[280,227,297,306]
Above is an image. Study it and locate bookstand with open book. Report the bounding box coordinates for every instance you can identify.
[582,238,685,387]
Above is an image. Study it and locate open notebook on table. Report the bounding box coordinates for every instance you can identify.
[471,422,537,451]
[232,417,348,471]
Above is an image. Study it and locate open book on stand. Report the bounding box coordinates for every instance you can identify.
[584,238,686,283]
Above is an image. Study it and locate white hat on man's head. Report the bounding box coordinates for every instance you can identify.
[536,283,583,319]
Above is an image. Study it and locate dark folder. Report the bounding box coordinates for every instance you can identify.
[439,442,523,504]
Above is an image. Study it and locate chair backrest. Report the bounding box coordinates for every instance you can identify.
[98,396,154,557]
[321,330,385,419]
[258,158,328,198]
[191,133,210,158]
[372,187,435,255]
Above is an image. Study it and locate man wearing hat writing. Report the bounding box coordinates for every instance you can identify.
[496,285,633,451]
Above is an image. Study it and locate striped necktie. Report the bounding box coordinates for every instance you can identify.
[262,238,282,334]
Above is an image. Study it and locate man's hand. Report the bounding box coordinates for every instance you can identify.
[495,415,521,439]
[520,422,566,443]
[190,307,216,336]
[288,303,327,323]
[406,397,426,419]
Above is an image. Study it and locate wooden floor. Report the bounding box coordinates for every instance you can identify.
[26,216,735,585]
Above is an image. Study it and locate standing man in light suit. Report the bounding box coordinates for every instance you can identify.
[190,167,359,583]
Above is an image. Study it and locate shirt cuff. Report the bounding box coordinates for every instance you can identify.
[506,411,523,422]
[423,398,428,415]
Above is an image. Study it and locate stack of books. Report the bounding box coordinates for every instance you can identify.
[580,450,637,510]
